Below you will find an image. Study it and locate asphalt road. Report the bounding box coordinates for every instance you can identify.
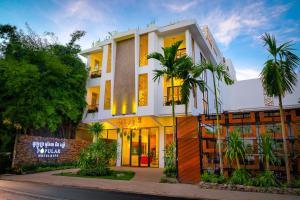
[0,180,199,200]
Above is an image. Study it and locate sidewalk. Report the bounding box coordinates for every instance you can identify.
[0,169,299,200]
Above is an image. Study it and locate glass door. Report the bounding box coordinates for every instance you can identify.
[149,128,159,167]
[131,129,139,167]
[140,129,149,167]
[121,129,131,166]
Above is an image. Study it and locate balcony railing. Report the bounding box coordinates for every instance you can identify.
[87,104,99,113]
[163,96,183,106]
[90,70,102,78]
[176,48,186,58]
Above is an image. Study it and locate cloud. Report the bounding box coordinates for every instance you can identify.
[46,0,116,49]
[198,2,290,46]
[235,68,260,81]
[163,0,199,13]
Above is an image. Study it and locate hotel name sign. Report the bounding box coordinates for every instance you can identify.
[32,140,66,158]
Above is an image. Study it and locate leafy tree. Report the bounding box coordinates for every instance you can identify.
[194,62,234,175]
[260,33,300,184]
[177,56,205,115]
[148,41,190,145]
[0,24,87,138]
[88,122,104,143]
[225,130,245,170]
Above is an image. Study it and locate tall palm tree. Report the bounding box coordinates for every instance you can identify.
[225,130,245,170]
[148,40,191,144]
[260,33,300,184]
[177,57,206,115]
[193,62,234,175]
[88,122,104,143]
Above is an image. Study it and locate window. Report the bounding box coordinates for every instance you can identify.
[104,80,111,110]
[106,44,112,73]
[203,88,209,115]
[232,112,251,119]
[200,52,207,64]
[265,123,281,134]
[264,111,280,117]
[234,125,252,135]
[164,127,173,149]
[139,34,148,66]
[90,51,103,78]
[164,33,186,58]
[192,38,195,63]
[91,93,98,105]
[163,77,183,106]
[138,74,148,106]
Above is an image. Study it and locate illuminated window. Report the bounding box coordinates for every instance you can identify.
[139,34,148,66]
[164,127,173,149]
[106,44,111,73]
[203,88,209,115]
[104,80,111,110]
[87,86,100,113]
[163,77,183,106]
[90,51,103,78]
[164,33,186,58]
[138,74,148,106]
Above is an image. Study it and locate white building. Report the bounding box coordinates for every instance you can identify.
[79,20,300,168]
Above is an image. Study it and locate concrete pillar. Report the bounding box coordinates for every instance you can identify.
[116,129,122,167]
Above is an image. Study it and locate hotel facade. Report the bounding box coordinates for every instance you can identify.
[79,20,300,182]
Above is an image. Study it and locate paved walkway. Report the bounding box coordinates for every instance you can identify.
[0,168,299,200]
[112,166,163,182]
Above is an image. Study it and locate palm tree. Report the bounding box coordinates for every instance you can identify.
[177,57,206,115]
[148,40,191,144]
[260,33,300,184]
[88,122,104,143]
[193,62,234,175]
[225,130,245,170]
[259,133,277,171]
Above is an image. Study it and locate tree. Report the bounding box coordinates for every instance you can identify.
[225,130,245,170]
[193,62,234,175]
[177,57,205,115]
[88,122,104,143]
[260,33,300,184]
[0,24,87,138]
[259,133,277,171]
[148,41,190,145]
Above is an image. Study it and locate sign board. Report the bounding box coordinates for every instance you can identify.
[32,141,66,158]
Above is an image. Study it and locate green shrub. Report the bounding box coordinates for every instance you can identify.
[14,162,77,174]
[201,171,226,184]
[229,169,250,185]
[164,142,176,177]
[78,139,117,176]
[292,178,300,188]
[251,171,278,187]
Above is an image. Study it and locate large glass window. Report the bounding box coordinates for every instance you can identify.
[106,44,112,73]
[104,80,111,110]
[139,34,148,66]
[164,127,173,149]
[138,74,148,106]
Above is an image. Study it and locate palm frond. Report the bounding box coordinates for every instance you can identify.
[153,69,167,83]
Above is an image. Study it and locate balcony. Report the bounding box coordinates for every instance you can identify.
[163,96,183,106]
[90,69,102,79]
[87,104,99,113]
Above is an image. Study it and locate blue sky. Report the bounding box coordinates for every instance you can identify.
[0,0,299,80]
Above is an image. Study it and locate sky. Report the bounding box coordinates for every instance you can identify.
[0,0,299,80]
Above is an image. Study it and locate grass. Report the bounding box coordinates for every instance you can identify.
[54,170,135,181]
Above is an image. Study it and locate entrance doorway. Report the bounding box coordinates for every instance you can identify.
[121,128,159,167]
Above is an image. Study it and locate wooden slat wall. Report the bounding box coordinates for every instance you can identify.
[177,116,200,184]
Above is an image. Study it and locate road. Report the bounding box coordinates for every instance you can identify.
[0,180,199,200]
